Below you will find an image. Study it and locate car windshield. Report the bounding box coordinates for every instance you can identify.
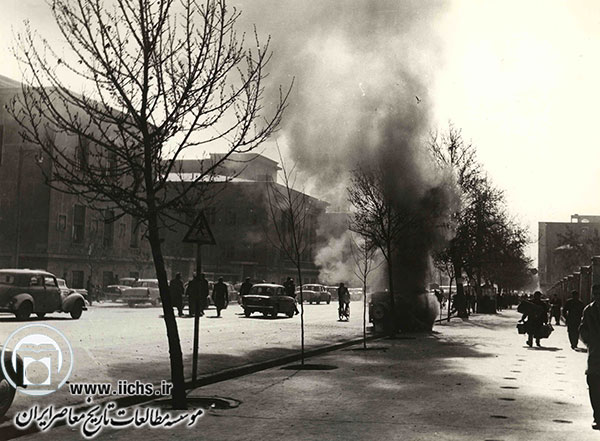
[133,280,158,288]
[57,279,67,288]
[304,285,321,291]
[250,286,275,296]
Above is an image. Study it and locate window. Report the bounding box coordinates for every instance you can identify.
[103,210,114,248]
[90,220,99,235]
[76,135,90,169]
[72,205,86,243]
[44,276,57,287]
[72,271,84,289]
[130,217,139,248]
[119,222,126,238]
[102,271,114,287]
[57,214,67,231]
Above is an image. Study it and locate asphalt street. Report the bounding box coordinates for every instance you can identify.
[0,300,367,422]
[8,308,596,441]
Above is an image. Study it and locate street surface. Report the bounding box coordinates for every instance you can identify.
[0,300,367,419]
[11,308,596,441]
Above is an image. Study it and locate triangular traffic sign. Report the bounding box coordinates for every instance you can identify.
[183,211,216,245]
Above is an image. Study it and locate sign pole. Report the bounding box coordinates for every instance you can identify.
[192,244,202,384]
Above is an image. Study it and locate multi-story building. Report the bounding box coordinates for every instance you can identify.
[0,75,326,288]
[538,214,600,290]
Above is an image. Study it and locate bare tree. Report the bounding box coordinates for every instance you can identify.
[347,165,418,319]
[428,124,481,315]
[349,233,381,349]
[265,147,313,365]
[9,0,289,408]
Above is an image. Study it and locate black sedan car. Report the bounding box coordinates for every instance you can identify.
[241,283,296,318]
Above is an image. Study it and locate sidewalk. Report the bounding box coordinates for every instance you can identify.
[13,309,598,441]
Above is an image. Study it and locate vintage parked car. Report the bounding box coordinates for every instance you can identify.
[102,285,130,302]
[0,346,25,418]
[297,284,331,304]
[241,283,296,318]
[57,278,90,306]
[121,279,161,307]
[0,269,87,320]
[369,290,440,333]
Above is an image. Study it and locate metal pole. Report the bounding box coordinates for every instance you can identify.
[192,244,202,384]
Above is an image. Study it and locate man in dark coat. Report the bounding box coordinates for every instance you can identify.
[169,273,185,317]
[580,284,600,430]
[520,291,549,347]
[199,274,209,316]
[283,277,299,315]
[212,277,228,318]
[239,278,253,297]
[185,274,201,317]
[563,290,585,349]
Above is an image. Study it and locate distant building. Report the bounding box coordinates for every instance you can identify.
[0,75,326,287]
[538,214,600,289]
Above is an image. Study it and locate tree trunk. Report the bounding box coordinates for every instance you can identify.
[147,213,187,409]
[296,264,304,365]
[363,277,367,349]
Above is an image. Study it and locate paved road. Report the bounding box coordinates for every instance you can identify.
[0,300,368,419]
[12,308,596,441]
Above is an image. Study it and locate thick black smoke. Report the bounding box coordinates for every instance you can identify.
[233,0,457,292]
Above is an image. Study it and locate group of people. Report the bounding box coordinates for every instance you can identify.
[519,290,585,349]
[168,273,229,318]
[519,287,600,430]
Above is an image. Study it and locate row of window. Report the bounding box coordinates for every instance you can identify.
[57,205,140,248]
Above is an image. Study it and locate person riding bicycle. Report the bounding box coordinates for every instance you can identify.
[338,282,350,320]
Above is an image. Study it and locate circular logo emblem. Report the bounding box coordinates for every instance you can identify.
[1,324,73,396]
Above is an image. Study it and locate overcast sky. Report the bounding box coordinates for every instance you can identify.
[2,0,599,265]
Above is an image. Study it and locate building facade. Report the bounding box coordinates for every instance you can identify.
[538,214,600,290]
[0,76,325,288]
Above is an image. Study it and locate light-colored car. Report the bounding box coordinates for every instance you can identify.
[297,284,331,304]
[121,279,161,307]
[0,269,87,319]
[241,283,296,318]
[102,285,130,302]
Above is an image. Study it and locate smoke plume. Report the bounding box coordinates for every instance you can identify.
[234,0,457,292]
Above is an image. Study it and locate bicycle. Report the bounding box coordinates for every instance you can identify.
[338,303,350,321]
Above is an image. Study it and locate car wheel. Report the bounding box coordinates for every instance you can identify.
[327,297,331,304]
[0,377,16,419]
[262,311,269,317]
[152,298,161,307]
[70,300,84,319]
[316,301,320,305]
[270,306,278,318]
[244,309,251,317]
[286,309,294,318]
[128,302,136,308]
[15,302,32,320]
[36,312,46,319]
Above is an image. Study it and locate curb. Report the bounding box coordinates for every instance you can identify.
[0,333,382,440]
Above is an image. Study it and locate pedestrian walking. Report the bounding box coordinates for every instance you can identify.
[338,282,350,320]
[169,273,185,317]
[239,277,253,297]
[212,277,228,317]
[550,294,562,325]
[185,274,201,317]
[199,273,209,316]
[519,291,549,347]
[563,290,585,349]
[284,277,299,314]
[579,284,600,430]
